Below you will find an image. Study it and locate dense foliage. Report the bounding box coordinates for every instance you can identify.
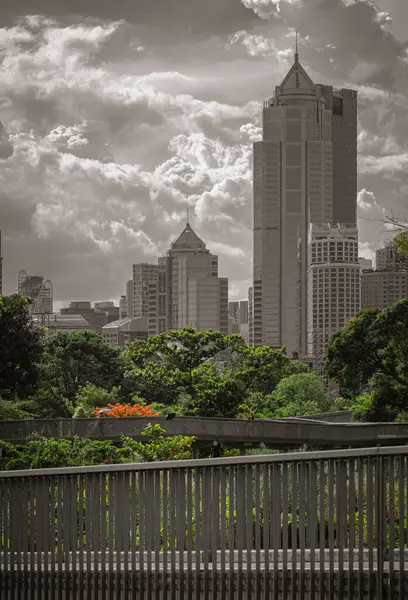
[0,424,195,471]
[326,299,408,421]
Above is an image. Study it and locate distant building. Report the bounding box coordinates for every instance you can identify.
[229,299,249,339]
[94,301,120,323]
[119,295,128,319]
[102,317,149,347]
[359,257,373,270]
[253,46,357,354]
[307,223,361,374]
[361,270,408,309]
[131,263,160,337]
[248,287,253,346]
[159,220,229,335]
[60,301,107,331]
[18,270,53,315]
[375,235,408,271]
[33,313,93,333]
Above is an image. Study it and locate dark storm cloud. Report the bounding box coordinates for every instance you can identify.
[2,0,261,38]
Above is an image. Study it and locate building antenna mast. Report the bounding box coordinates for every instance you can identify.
[295,29,299,63]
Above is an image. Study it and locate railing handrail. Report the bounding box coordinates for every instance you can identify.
[1,443,408,479]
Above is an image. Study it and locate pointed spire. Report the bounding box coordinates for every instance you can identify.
[186,206,190,226]
[295,30,299,63]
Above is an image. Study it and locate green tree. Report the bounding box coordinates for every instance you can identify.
[326,300,408,421]
[231,345,308,395]
[271,372,331,418]
[325,308,382,397]
[0,294,42,399]
[73,384,119,418]
[37,330,124,417]
[0,397,34,420]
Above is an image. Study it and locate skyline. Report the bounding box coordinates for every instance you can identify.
[1,0,408,305]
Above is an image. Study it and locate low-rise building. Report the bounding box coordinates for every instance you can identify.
[102,317,149,347]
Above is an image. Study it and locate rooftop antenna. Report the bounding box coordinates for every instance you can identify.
[295,29,299,63]
[186,206,190,226]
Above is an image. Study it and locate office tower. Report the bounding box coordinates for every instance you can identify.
[376,235,408,271]
[229,301,240,323]
[307,224,360,374]
[253,48,357,354]
[119,295,128,319]
[0,230,2,295]
[248,287,253,346]
[126,280,133,321]
[18,270,53,315]
[361,270,408,310]
[159,221,228,334]
[359,257,373,270]
[131,263,159,337]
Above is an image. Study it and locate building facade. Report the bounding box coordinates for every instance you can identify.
[18,270,53,315]
[159,222,229,335]
[307,224,361,373]
[102,317,149,347]
[362,270,408,309]
[376,236,408,271]
[60,301,107,331]
[252,50,357,354]
[130,263,159,337]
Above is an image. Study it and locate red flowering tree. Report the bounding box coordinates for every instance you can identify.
[92,402,160,418]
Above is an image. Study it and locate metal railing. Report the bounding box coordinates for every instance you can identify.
[1,446,408,598]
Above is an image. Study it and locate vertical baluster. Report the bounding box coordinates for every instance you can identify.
[318,460,325,600]
[389,456,396,599]
[254,464,261,600]
[186,468,193,600]
[282,462,289,600]
[348,458,356,600]
[262,464,270,600]
[398,456,404,600]
[245,464,253,600]
[366,457,374,600]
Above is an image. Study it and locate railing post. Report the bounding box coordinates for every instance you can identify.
[376,451,384,599]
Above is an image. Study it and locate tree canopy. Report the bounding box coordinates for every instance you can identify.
[326,299,408,421]
[0,294,42,399]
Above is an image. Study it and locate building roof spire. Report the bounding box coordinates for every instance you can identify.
[186,206,190,226]
[295,29,299,63]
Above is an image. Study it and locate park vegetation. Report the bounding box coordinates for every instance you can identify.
[1,293,408,468]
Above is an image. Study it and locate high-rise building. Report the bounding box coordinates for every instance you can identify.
[307,223,360,373]
[131,263,159,337]
[119,295,128,319]
[361,270,408,310]
[159,221,229,334]
[248,287,253,346]
[252,48,357,354]
[18,270,53,315]
[0,230,3,295]
[376,235,408,271]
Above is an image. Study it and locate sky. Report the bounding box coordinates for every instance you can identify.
[0,0,408,307]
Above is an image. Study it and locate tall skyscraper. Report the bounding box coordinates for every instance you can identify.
[18,270,53,315]
[131,263,160,337]
[307,223,360,373]
[252,48,357,354]
[159,221,228,334]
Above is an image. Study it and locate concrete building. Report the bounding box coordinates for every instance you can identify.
[359,257,373,270]
[60,301,107,331]
[252,47,357,353]
[159,221,229,335]
[18,270,53,315]
[376,236,408,271]
[94,301,120,323]
[0,230,2,295]
[361,270,408,309]
[119,295,128,319]
[248,287,253,346]
[307,223,361,374]
[130,263,159,337]
[102,317,149,347]
[33,313,94,333]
